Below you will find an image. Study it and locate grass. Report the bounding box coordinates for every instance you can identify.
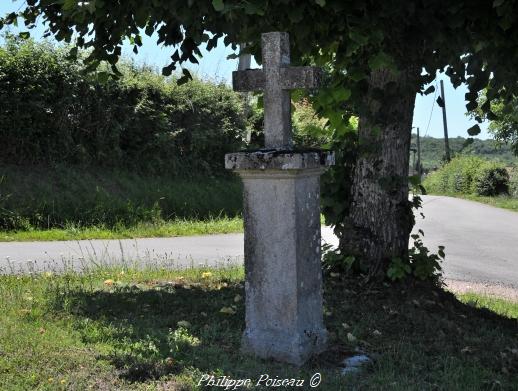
[459,292,518,319]
[1,266,517,390]
[0,217,244,242]
[0,165,244,241]
[423,191,518,213]
[453,194,518,212]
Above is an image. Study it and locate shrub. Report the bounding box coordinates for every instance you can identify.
[292,98,332,147]
[474,165,509,196]
[0,36,246,175]
[424,155,510,196]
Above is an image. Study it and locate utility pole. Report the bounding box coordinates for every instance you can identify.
[416,127,422,178]
[440,80,451,162]
[238,44,253,143]
[410,148,417,175]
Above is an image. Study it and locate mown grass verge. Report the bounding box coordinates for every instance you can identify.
[0,217,244,242]
[0,165,244,241]
[424,192,518,213]
[451,193,518,212]
[1,266,517,390]
[459,292,518,319]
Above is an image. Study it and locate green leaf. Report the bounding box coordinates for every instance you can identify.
[19,32,30,40]
[499,16,513,31]
[315,0,326,6]
[212,0,224,12]
[467,124,481,136]
[368,52,393,71]
[466,100,478,111]
[288,8,304,23]
[162,63,175,77]
[423,85,435,95]
[408,175,421,187]
[177,68,193,85]
[97,71,110,84]
[486,111,498,121]
[332,88,351,102]
[63,0,77,11]
[244,2,264,15]
[349,30,368,45]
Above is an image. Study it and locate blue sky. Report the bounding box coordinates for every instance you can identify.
[1,1,490,139]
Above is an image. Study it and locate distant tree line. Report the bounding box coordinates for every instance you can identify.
[410,134,517,171]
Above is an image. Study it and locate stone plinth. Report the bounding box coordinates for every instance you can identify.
[225,150,334,365]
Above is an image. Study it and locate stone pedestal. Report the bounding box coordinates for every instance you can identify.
[225,150,334,365]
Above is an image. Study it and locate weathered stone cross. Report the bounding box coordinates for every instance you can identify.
[233,32,322,149]
[226,32,332,366]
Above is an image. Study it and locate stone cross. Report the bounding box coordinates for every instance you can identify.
[226,32,333,366]
[233,32,322,149]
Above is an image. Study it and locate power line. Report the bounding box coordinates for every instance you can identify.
[424,80,439,138]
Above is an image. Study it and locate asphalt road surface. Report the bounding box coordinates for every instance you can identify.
[1,195,517,289]
[413,195,518,289]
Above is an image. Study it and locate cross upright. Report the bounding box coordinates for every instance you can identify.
[233,32,322,149]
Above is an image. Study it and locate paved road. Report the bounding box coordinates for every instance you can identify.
[0,227,338,274]
[1,195,517,289]
[413,195,518,288]
[0,233,248,274]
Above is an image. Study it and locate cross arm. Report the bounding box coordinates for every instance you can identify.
[280,67,323,90]
[232,69,265,92]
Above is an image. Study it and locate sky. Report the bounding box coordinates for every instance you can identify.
[1,1,490,140]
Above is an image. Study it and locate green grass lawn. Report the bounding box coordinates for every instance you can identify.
[0,216,244,242]
[1,266,517,390]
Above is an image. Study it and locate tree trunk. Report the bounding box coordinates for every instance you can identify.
[339,67,417,279]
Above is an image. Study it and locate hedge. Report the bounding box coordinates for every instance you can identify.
[0,36,246,175]
[423,156,510,196]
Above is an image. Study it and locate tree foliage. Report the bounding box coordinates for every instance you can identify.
[3,1,518,122]
[411,135,518,170]
[476,93,518,156]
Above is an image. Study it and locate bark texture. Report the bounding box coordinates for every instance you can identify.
[339,67,417,278]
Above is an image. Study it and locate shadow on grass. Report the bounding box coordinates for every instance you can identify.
[51,281,249,383]
[46,276,518,390]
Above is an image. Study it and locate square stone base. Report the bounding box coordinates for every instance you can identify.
[241,325,328,366]
[230,160,329,366]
